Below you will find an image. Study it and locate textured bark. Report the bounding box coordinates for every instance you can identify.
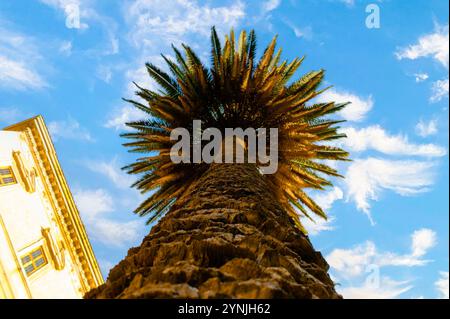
[86,163,341,299]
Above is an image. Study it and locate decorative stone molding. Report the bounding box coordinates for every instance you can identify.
[22,127,91,290]
[12,151,36,193]
[41,227,66,271]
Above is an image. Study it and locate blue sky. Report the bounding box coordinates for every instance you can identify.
[0,0,448,299]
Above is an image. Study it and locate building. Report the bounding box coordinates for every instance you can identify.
[0,116,103,298]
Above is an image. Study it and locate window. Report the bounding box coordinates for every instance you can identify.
[21,247,47,276]
[0,166,17,187]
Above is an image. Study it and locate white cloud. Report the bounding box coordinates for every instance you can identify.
[396,24,449,69]
[40,0,89,29]
[342,0,354,5]
[287,23,313,40]
[125,61,161,97]
[84,158,135,189]
[119,0,246,127]
[339,277,413,299]
[301,187,342,235]
[430,78,449,103]
[335,0,355,7]
[89,218,143,248]
[414,73,429,82]
[96,65,113,83]
[74,188,114,219]
[335,109,445,224]
[435,271,449,299]
[108,60,161,130]
[292,26,311,39]
[313,186,344,211]
[262,0,281,13]
[48,117,94,142]
[327,229,437,298]
[327,232,436,278]
[396,24,448,103]
[328,241,374,278]
[0,56,47,90]
[126,0,245,48]
[302,215,336,236]
[316,88,373,122]
[0,24,47,90]
[74,188,144,247]
[43,0,122,57]
[415,119,438,137]
[345,158,436,222]
[341,125,446,157]
[106,36,119,55]
[411,228,437,257]
[59,40,72,56]
[105,105,146,131]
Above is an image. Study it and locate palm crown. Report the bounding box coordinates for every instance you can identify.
[122,27,349,232]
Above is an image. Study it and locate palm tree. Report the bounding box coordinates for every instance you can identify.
[87,28,349,299]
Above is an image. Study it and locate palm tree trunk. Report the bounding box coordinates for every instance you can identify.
[86,163,341,299]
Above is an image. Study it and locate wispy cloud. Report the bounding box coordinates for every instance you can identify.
[74,188,144,247]
[302,186,343,235]
[430,78,449,103]
[96,65,113,83]
[74,188,114,219]
[327,228,437,298]
[413,73,429,82]
[435,271,449,299]
[285,21,313,40]
[395,23,449,69]
[302,215,336,236]
[261,0,281,13]
[59,40,73,56]
[291,26,312,39]
[345,158,436,222]
[315,86,445,225]
[0,56,47,91]
[411,228,437,258]
[415,119,438,137]
[339,277,413,299]
[341,125,446,157]
[396,23,449,103]
[327,229,436,278]
[124,57,161,97]
[125,0,245,49]
[118,0,247,110]
[0,23,47,90]
[48,117,94,142]
[41,0,120,57]
[40,0,89,29]
[87,217,143,248]
[335,0,355,7]
[84,157,135,189]
[105,105,146,131]
[313,186,344,211]
[112,0,249,131]
[316,88,373,122]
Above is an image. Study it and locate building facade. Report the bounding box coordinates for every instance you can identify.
[0,116,103,299]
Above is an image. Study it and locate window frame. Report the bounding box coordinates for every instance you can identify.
[0,166,17,187]
[20,246,48,277]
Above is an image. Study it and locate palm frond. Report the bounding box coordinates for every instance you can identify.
[122,27,350,230]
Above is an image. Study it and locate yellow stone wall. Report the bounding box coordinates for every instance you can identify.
[0,117,103,299]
